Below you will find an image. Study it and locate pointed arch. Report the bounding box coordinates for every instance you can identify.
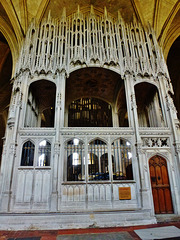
[65,138,85,181]
[88,138,109,181]
[21,140,35,166]
[38,140,51,166]
[111,138,133,180]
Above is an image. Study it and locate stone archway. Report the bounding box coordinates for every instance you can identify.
[0,32,12,167]
[65,67,128,127]
[149,155,173,214]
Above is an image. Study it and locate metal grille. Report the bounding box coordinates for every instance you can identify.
[88,139,109,181]
[66,139,85,181]
[21,141,35,166]
[111,139,133,180]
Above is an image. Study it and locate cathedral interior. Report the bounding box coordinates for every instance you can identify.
[0,1,179,159]
[0,0,179,230]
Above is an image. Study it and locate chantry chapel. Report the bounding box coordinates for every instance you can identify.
[0,0,180,230]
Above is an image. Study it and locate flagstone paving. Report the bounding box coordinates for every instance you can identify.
[0,221,179,240]
[57,232,134,240]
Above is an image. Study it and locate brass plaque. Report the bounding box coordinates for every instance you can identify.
[119,187,131,200]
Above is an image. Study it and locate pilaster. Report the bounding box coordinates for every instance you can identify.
[0,79,22,211]
[51,71,66,211]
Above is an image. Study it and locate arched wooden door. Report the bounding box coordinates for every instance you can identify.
[149,155,173,214]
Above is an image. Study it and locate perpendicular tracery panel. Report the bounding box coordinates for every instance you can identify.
[15,6,170,83]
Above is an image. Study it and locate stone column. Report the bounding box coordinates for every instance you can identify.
[126,74,153,210]
[84,136,88,208]
[112,106,119,127]
[18,72,29,128]
[159,75,180,161]
[54,71,66,133]
[51,71,66,211]
[158,75,180,214]
[166,95,180,210]
[64,106,68,127]
[124,75,133,127]
[107,136,113,202]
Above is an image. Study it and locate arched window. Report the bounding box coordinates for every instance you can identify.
[21,141,35,166]
[65,139,84,181]
[38,140,51,166]
[111,139,133,180]
[88,139,109,181]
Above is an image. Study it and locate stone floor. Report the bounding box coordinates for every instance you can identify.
[0,221,179,240]
[135,226,180,239]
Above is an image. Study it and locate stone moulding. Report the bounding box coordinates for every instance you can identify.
[61,128,134,137]
[19,128,56,136]
[139,127,171,136]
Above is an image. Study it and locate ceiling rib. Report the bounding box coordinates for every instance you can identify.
[158,1,180,44]
[36,0,50,24]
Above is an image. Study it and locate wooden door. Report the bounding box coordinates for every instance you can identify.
[149,155,173,214]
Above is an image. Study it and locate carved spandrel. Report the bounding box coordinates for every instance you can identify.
[142,137,169,147]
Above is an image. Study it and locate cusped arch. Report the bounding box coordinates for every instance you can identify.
[88,137,108,145]
[20,140,35,166]
[148,153,170,164]
[111,137,131,145]
[64,137,84,145]
[65,137,85,181]
[38,139,51,146]
[38,139,51,166]
[21,138,35,147]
